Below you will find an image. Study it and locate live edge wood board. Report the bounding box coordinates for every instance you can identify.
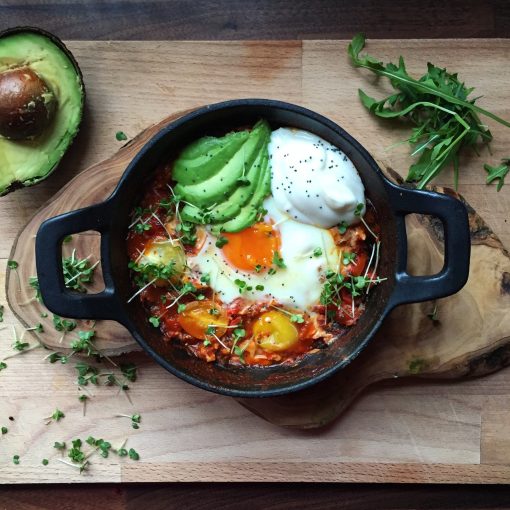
[1,40,510,484]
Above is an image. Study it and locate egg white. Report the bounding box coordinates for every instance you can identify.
[187,197,339,310]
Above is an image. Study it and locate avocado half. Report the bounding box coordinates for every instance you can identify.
[0,27,85,195]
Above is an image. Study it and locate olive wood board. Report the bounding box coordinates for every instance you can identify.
[1,39,510,484]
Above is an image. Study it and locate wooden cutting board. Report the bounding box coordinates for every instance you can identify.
[1,40,510,484]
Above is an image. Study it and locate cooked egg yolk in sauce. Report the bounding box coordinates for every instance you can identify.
[252,311,299,352]
[221,222,281,272]
[178,300,229,340]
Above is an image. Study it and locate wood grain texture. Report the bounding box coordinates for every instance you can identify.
[1,40,510,484]
[8,135,510,429]
[0,0,508,40]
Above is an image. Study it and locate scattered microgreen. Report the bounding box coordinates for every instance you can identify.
[233,328,246,339]
[116,413,141,429]
[0,361,6,372]
[200,273,211,284]
[54,441,66,450]
[63,250,99,292]
[13,455,20,465]
[237,176,251,186]
[45,408,65,424]
[26,323,44,334]
[133,221,151,234]
[484,158,510,192]
[68,438,87,467]
[268,268,277,276]
[272,251,286,269]
[320,269,386,309]
[128,448,140,461]
[208,307,219,316]
[348,33,510,189]
[427,304,440,323]
[28,277,42,302]
[1,426,7,435]
[255,284,265,291]
[128,260,176,289]
[342,252,356,265]
[177,303,187,313]
[120,363,138,382]
[215,236,228,248]
[313,248,323,257]
[175,220,197,246]
[338,221,348,235]
[12,339,30,352]
[70,330,98,357]
[53,315,77,334]
[75,362,99,386]
[149,316,160,327]
[42,459,49,466]
[233,345,246,363]
[116,131,128,141]
[86,436,112,458]
[254,264,262,273]
[7,260,18,270]
[47,352,69,364]
[234,278,248,294]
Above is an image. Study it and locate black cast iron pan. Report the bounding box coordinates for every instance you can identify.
[35,99,470,397]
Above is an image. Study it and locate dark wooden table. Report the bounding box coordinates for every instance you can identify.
[2,1,510,508]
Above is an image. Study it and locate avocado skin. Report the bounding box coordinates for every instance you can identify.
[174,119,270,208]
[0,26,85,196]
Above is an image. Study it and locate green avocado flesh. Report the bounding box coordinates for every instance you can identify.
[173,119,271,233]
[0,32,84,195]
[172,130,250,185]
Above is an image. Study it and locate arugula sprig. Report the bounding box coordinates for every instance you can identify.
[348,33,510,189]
[484,158,510,191]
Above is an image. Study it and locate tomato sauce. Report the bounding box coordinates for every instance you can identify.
[127,163,382,367]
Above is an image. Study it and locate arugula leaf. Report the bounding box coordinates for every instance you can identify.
[484,158,510,191]
[348,33,510,189]
[349,34,510,128]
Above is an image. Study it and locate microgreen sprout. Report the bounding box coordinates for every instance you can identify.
[63,250,99,292]
[45,408,65,425]
[116,413,142,429]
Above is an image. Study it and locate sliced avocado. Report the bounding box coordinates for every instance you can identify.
[180,130,269,224]
[172,130,250,185]
[0,28,84,195]
[212,149,271,234]
[174,119,270,208]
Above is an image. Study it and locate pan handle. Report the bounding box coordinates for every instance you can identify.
[35,201,125,321]
[386,183,471,309]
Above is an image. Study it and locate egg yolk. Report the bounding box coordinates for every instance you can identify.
[221,222,280,272]
[178,300,229,340]
[252,311,299,352]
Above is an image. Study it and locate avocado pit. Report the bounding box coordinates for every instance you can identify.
[0,67,57,140]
